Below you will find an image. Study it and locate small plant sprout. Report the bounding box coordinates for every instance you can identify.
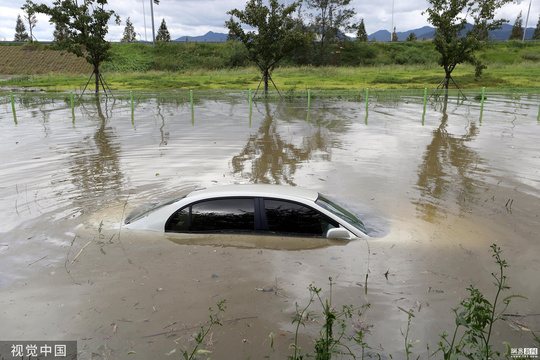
[181,299,226,360]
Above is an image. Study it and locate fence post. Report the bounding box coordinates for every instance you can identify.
[249,89,252,127]
[308,89,311,109]
[130,91,134,123]
[423,88,427,112]
[10,90,17,124]
[365,88,369,112]
[70,91,75,122]
[479,87,485,122]
[190,90,194,125]
[422,88,427,125]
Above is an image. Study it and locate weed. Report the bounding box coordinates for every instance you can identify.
[433,244,527,360]
[289,277,372,360]
[181,299,226,360]
[401,311,419,360]
[286,244,532,360]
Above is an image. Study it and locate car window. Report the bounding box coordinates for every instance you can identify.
[166,198,255,233]
[263,199,337,237]
[315,194,367,234]
[166,207,189,232]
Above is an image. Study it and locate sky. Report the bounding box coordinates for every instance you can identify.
[1,0,538,42]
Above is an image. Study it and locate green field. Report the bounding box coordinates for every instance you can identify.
[1,41,540,91]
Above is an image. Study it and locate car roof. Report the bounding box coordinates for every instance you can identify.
[186,184,319,202]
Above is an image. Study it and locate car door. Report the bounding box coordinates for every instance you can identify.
[260,198,339,238]
[165,197,256,233]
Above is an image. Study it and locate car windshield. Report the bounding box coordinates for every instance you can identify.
[315,194,367,234]
[125,194,188,224]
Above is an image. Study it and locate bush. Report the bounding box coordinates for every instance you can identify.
[521,52,540,61]
[393,47,428,64]
[340,42,378,66]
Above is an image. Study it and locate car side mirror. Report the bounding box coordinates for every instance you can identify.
[326,227,352,240]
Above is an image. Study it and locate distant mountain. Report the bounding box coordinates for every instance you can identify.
[488,23,536,40]
[175,24,536,44]
[368,23,536,42]
[174,31,228,42]
[368,30,391,42]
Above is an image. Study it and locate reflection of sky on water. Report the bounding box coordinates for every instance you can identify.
[1,93,539,235]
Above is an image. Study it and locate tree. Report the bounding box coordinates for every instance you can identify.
[21,0,38,43]
[423,0,511,96]
[122,17,137,43]
[305,0,355,65]
[406,32,417,41]
[30,0,120,95]
[14,14,30,42]
[156,18,170,42]
[509,11,524,40]
[226,0,310,97]
[533,14,540,40]
[391,27,398,42]
[226,16,238,41]
[353,18,368,42]
[52,21,69,43]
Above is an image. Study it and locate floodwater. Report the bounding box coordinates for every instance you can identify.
[0,91,539,359]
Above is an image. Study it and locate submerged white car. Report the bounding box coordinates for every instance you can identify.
[124,184,368,241]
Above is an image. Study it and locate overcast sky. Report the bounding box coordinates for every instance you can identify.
[1,0,537,42]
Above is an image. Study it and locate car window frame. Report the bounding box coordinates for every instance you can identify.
[165,196,340,238]
[315,194,367,235]
[165,196,259,234]
[259,197,340,238]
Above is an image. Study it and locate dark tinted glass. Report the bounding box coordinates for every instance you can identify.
[166,207,189,232]
[190,198,255,232]
[264,199,336,237]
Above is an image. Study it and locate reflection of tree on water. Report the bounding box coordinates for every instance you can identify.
[231,102,346,185]
[414,107,487,222]
[156,100,170,147]
[67,100,124,212]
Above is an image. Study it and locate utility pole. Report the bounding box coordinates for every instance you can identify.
[142,0,147,41]
[391,0,395,42]
[150,0,156,45]
[522,0,532,41]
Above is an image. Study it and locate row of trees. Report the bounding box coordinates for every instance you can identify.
[15,3,540,45]
[11,0,540,97]
[120,17,170,42]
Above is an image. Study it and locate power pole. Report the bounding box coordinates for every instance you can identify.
[142,0,147,41]
[391,0,395,42]
[522,0,532,41]
[150,0,157,45]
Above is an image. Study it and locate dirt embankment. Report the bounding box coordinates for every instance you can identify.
[0,44,92,75]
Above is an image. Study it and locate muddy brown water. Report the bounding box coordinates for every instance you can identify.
[1,93,539,359]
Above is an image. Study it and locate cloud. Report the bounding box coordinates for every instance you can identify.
[1,0,538,42]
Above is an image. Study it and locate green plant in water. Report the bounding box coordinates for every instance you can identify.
[181,299,226,360]
[401,310,419,360]
[289,277,372,360]
[434,244,527,360]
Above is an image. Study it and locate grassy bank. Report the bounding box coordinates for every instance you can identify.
[5,64,540,92]
[1,41,540,91]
